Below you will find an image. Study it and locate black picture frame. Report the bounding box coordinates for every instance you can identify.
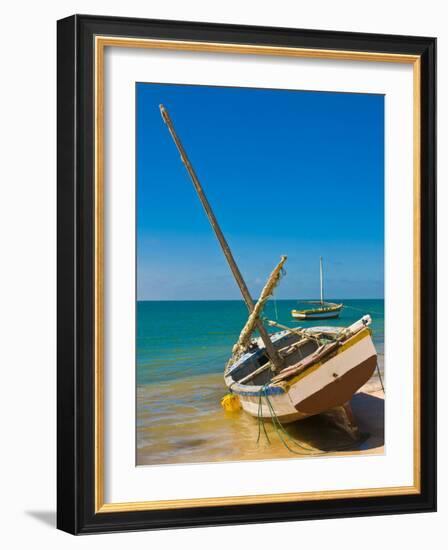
[57,14,436,534]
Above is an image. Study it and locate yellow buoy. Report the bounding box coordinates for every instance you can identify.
[221,393,241,412]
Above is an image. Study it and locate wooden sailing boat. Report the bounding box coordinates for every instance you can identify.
[291,257,343,320]
[160,104,377,438]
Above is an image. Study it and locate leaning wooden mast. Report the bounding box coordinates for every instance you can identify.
[159,104,283,369]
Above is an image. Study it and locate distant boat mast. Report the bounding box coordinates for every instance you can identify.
[159,104,283,370]
[320,256,324,305]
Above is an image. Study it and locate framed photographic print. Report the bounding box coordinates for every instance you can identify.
[57,14,436,534]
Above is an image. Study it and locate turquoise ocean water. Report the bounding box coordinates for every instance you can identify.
[137,299,384,386]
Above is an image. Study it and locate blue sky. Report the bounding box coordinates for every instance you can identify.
[136,83,384,301]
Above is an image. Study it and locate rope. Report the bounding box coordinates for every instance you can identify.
[273,267,286,322]
[264,318,324,345]
[257,386,319,455]
[256,389,271,445]
[343,304,384,316]
[273,296,279,322]
[376,362,385,394]
[256,385,364,455]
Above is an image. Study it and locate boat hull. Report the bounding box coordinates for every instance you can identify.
[291,302,343,320]
[229,327,377,423]
[291,310,341,320]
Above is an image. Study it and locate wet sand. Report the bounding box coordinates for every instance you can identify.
[137,369,385,466]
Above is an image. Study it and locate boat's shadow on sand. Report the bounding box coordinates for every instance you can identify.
[281,392,384,453]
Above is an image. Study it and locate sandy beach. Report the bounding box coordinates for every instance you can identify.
[137,370,384,466]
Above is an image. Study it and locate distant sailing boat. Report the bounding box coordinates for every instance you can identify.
[291,257,343,320]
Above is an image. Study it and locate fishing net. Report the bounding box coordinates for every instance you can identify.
[231,256,287,359]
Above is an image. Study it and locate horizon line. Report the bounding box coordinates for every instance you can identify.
[136,297,385,302]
